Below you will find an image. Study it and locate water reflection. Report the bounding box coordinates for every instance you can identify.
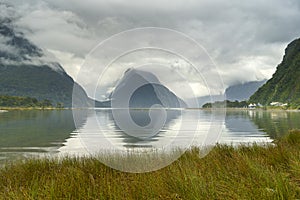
[0,110,87,161]
[113,109,181,144]
[68,109,198,154]
[1,109,300,162]
[221,110,272,144]
[249,110,300,138]
[61,109,224,156]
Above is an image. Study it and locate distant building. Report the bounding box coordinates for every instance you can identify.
[270,102,281,106]
[270,102,288,107]
[248,103,257,109]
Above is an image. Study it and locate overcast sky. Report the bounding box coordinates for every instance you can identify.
[2,0,300,100]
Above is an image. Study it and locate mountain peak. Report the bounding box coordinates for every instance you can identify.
[121,68,160,83]
[283,38,300,63]
[112,68,187,108]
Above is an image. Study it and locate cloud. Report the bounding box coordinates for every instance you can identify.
[14,3,95,57]
[0,35,19,56]
[1,0,300,99]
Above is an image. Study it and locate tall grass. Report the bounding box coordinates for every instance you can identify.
[0,130,300,199]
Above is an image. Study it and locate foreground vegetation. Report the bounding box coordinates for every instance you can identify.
[0,130,300,199]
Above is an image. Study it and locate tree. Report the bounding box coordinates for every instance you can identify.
[56,102,64,109]
[40,99,52,108]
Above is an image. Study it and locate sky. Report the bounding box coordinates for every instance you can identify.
[1,0,300,101]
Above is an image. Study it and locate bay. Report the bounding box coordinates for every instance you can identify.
[0,109,299,163]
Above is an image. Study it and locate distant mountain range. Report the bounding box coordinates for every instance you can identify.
[196,80,266,107]
[225,80,267,101]
[250,38,300,106]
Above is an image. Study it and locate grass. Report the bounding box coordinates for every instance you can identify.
[0,130,300,199]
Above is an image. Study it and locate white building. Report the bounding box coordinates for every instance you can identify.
[248,103,257,109]
[270,102,288,107]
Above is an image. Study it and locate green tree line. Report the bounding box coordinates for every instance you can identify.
[202,100,248,108]
[0,95,63,108]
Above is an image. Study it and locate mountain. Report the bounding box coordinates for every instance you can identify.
[250,38,300,106]
[0,19,183,108]
[196,80,266,107]
[0,18,99,107]
[0,64,91,107]
[225,80,267,101]
[111,68,187,108]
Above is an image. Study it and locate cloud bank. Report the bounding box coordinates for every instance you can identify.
[1,0,300,99]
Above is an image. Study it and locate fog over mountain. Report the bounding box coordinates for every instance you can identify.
[225,80,267,101]
[0,16,188,108]
[1,1,300,101]
[195,80,267,107]
[0,16,93,107]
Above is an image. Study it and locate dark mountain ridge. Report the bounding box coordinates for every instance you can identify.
[250,38,300,106]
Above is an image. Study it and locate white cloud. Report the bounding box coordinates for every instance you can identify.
[15,4,96,57]
[47,49,83,79]
[0,35,19,56]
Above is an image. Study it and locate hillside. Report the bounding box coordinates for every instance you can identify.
[0,18,97,107]
[250,38,300,106]
[0,64,89,107]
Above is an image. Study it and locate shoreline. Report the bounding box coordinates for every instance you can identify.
[0,107,69,111]
[201,107,300,112]
[0,106,299,112]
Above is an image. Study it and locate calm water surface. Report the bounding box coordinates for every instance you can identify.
[0,109,300,162]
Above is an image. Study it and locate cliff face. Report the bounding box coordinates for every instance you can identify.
[250,38,300,106]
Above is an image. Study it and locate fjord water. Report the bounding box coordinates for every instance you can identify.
[0,109,300,162]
